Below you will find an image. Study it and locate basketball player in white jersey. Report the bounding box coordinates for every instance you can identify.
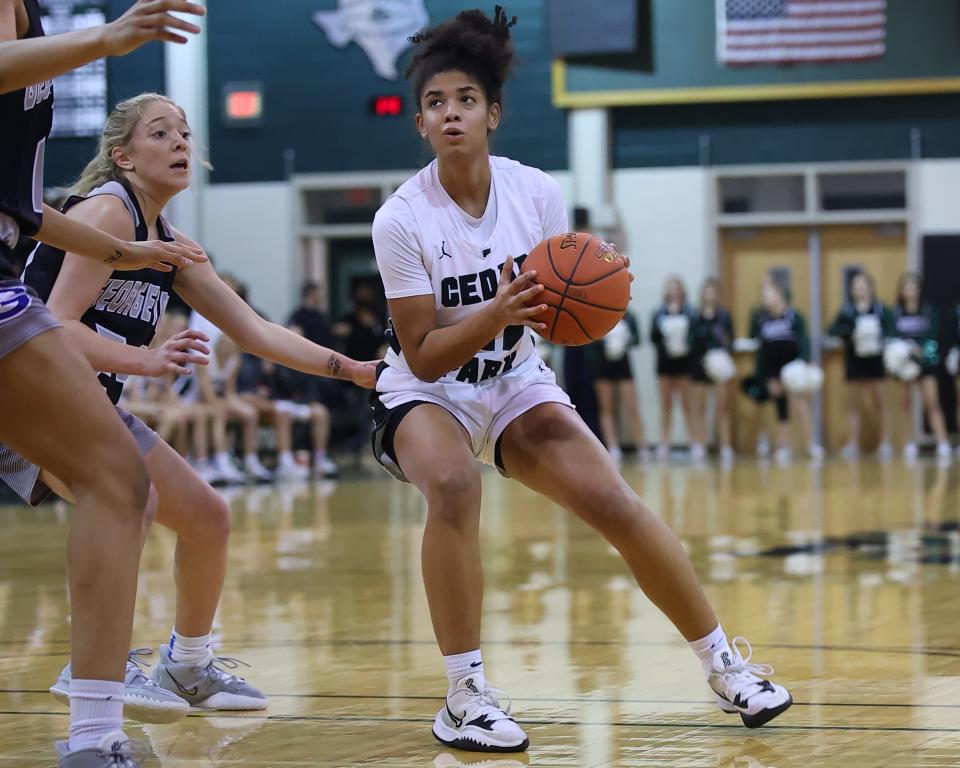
[1,92,377,756]
[371,6,792,753]
[0,4,209,766]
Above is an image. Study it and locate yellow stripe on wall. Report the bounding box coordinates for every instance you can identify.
[552,59,960,108]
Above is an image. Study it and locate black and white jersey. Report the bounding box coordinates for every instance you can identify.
[21,179,176,404]
[372,156,567,385]
[0,0,54,251]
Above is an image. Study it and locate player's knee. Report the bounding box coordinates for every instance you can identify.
[191,490,231,544]
[424,464,481,513]
[75,447,150,526]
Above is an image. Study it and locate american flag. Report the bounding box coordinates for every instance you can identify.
[716,0,886,65]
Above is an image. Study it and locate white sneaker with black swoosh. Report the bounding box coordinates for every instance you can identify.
[709,637,792,728]
[432,675,528,753]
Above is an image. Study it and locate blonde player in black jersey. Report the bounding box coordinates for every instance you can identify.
[4,91,377,742]
[371,6,792,753]
[0,3,208,767]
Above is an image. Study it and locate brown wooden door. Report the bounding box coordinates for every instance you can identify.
[819,224,907,450]
[720,227,811,453]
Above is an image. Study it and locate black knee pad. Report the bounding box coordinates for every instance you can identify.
[775,395,789,422]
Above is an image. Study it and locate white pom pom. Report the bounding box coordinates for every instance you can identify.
[883,339,912,376]
[900,360,921,381]
[803,364,824,392]
[947,347,960,377]
[781,359,808,393]
[704,349,735,383]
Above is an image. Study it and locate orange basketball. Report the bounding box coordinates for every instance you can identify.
[524,232,630,346]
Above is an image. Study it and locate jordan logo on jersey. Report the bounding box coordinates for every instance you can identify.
[24,79,53,112]
[94,278,169,326]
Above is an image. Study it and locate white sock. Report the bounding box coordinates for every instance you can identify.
[443,649,484,691]
[68,679,124,751]
[688,624,732,676]
[169,629,212,666]
[244,453,264,469]
[313,449,328,462]
[279,450,296,468]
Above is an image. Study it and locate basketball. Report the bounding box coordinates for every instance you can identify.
[524,232,631,346]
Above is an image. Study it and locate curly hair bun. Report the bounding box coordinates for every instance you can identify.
[407,5,518,107]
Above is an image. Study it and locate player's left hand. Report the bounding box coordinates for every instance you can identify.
[350,359,380,389]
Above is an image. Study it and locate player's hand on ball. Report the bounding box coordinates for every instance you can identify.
[490,254,547,332]
[350,359,380,389]
[143,329,209,377]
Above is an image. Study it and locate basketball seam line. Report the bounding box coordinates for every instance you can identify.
[541,284,629,313]
[549,235,595,342]
[558,305,593,340]
[566,264,627,288]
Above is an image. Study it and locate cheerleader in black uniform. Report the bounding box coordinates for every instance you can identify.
[650,276,694,460]
[888,272,950,461]
[826,271,891,460]
[689,278,735,464]
[751,280,822,463]
[588,309,646,466]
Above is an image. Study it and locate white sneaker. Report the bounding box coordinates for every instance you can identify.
[876,442,893,461]
[839,443,859,461]
[690,444,707,462]
[276,461,310,481]
[432,676,528,753]
[655,444,670,462]
[903,442,918,461]
[773,447,792,465]
[214,453,246,485]
[936,442,952,462]
[243,455,274,483]
[313,455,339,478]
[191,458,221,486]
[808,444,825,461]
[756,435,770,459]
[720,446,735,466]
[709,637,792,728]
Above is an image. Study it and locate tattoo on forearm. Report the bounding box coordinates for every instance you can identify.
[103,250,122,265]
[328,355,343,378]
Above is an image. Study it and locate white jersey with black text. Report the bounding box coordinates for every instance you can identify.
[372,155,568,385]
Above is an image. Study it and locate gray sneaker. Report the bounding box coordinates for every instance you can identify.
[56,731,146,767]
[50,649,190,724]
[152,644,267,710]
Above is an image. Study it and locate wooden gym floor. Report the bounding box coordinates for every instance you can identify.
[1,457,958,767]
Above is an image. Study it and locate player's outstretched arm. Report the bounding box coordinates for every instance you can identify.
[0,0,204,94]
[171,237,378,389]
[43,197,210,375]
[36,204,207,272]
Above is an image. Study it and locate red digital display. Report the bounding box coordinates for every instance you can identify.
[370,95,403,117]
